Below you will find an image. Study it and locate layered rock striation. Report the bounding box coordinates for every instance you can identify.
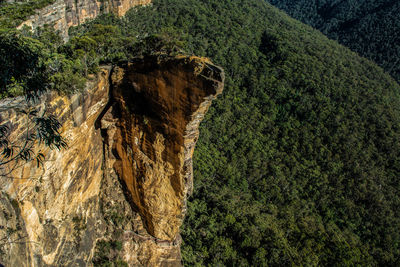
[0,55,224,266]
[17,0,151,40]
[107,56,224,241]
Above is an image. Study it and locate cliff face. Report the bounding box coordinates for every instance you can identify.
[108,57,224,241]
[0,56,224,266]
[17,0,150,39]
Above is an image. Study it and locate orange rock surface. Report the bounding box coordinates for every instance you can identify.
[0,56,224,266]
[18,0,151,40]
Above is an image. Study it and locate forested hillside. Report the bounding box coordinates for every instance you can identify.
[1,0,400,265]
[267,0,400,83]
[112,1,399,265]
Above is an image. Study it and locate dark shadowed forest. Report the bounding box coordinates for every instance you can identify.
[267,0,400,83]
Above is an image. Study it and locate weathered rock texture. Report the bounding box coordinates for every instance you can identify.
[108,56,224,241]
[0,56,224,266]
[17,0,150,39]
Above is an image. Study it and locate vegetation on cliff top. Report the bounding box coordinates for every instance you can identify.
[266,0,400,83]
[0,27,88,98]
[0,0,55,28]
[1,0,400,265]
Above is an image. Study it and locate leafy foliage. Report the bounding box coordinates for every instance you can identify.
[0,28,87,98]
[0,106,67,171]
[0,29,48,99]
[266,0,400,83]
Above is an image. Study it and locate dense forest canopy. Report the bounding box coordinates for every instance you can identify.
[266,0,400,83]
[1,0,400,265]
[115,0,399,265]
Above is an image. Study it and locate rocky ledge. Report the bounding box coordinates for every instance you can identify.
[18,0,151,40]
[0,55,224,266]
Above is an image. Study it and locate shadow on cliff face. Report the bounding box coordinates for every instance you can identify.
[94,66,143,216]
[95,55,224,241]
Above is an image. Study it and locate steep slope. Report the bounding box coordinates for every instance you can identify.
[266,0,400,83]
[67,0,400,265]
[18,0,151,39]
[0,56,224,266]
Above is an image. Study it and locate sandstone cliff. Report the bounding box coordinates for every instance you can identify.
[0,56,224,266]
[17,0,150,40]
